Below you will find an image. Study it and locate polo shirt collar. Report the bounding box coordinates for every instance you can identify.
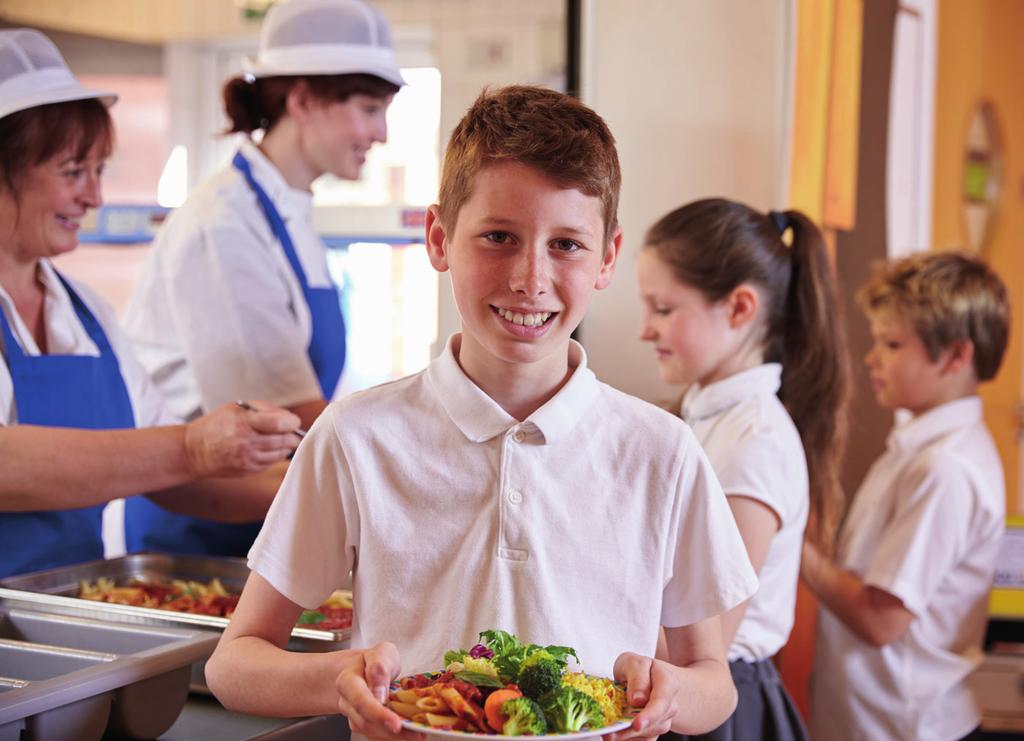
[237,139,313,221]
[426,334,599,444]
[887,396,983,452]
[680,363,782,424]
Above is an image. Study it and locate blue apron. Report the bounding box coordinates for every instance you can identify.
[122,151,346,557]
[0,273,136,579]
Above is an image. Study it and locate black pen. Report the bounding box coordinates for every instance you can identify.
[235,400,307,439]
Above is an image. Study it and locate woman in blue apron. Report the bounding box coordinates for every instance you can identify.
[0,28,301,579]
[121,0,404,557]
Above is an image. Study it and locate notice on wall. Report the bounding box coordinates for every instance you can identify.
[994,527,1024,590]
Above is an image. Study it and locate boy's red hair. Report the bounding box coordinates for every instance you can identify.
[438,86,621,246]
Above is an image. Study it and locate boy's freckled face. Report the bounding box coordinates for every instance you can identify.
[865,313,948,415]
[429,161,617,379]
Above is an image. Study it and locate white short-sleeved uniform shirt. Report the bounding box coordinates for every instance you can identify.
[811,396,1005,741]
[681,364,808,662]
[0,259,177,430]
[249,334,758,677]
[122,139,333,421]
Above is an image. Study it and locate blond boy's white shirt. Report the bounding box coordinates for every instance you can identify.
[0,259,176,428]
[122,138,330,421]
[810,396,1005,741]
[681,363,808,663]
[249,333,758,679]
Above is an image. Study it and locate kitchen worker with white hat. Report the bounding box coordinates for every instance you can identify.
[0,28,302,579]
[122,0,404,557]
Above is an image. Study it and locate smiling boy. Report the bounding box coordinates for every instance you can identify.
[801,251,1009,741]
[206,86,757,739]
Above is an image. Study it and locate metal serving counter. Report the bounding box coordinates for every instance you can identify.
[0,554,350,647]
[0,555,351,740]
[0,605,216,741]
[158,698,350,741]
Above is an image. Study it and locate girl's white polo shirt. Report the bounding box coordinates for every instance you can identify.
[810,396,1005,741]
[123,139,330,421]
[681,363,808,663]
[0,259,177,428]
[249,334,758,677]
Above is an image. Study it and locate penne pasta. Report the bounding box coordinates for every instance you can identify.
[425,712,461,727]
[393,689,421,704]
[414,696,447,713]
[437,686,488,732]
[438,688,483,719]
[411,713,429,724]
[387,701,420,719]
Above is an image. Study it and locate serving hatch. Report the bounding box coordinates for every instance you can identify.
[0,553,352,647]
[0,605,217,741]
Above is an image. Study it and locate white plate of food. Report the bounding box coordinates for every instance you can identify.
[400,716,633,740]
[388,630,636,738]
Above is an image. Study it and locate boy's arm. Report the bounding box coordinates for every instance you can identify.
[206,572,353,716]
[718,496,780,646]
[206,572,414,740]
[800,541,914,647]
[610,616,735,740]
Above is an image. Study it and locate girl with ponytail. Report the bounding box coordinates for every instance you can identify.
[636,197,850,741]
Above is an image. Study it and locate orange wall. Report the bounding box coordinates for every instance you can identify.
[932,0,1024,515]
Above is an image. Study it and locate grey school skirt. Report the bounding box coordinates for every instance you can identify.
[667,658,809,741]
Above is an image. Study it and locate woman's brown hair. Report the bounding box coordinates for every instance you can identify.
[222,73,400,134]
[645,198,851,552]
[0,98,114,199]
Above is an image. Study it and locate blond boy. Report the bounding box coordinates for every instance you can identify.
[207,86,757,739]
[802,251,1009,741]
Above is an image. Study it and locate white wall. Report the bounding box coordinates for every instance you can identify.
[579,0,794,403]
[886,0,936,258]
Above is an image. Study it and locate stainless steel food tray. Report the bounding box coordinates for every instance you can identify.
[0,553,351,645]
[0,605,217,741]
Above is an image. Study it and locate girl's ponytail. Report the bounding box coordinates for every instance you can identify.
[778,210,851,553]
[645,199,850,555]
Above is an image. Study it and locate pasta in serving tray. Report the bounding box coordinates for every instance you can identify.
[78,577,353,630]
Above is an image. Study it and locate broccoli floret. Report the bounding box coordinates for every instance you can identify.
[501,696,548,736]
[541,687,605,733]
[517,652,563,700]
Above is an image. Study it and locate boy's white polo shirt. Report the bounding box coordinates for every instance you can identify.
[123,138,328,421]
[681,364,808,663]
[249,334,757,677]
[811,396,1005,741]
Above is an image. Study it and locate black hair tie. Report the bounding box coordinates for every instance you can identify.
[769,210,790,236]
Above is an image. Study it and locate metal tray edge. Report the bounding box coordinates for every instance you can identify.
[0,588,350,643]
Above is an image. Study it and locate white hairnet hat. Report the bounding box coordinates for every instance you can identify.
[0,28,117,121]
[243,0,405,87]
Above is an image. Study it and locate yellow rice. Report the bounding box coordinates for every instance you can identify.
[561,672,627,725]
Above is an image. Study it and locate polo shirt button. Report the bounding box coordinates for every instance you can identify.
[513,430,526,443]
[508,490,523,504]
